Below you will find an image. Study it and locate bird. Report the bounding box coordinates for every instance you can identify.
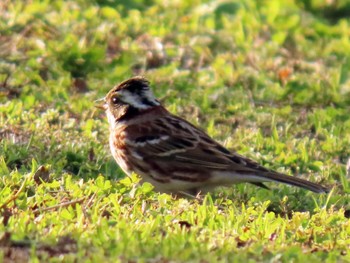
[100,76,330,196]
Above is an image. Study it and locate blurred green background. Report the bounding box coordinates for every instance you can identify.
[0,0,349,262]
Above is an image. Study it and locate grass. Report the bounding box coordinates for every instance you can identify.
[1,0,350,262]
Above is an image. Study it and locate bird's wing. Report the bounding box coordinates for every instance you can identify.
[124,115,266,173]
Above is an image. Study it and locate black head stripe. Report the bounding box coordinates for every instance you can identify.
[118,77,150,94]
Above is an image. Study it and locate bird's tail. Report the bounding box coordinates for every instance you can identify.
[262,172,330,193]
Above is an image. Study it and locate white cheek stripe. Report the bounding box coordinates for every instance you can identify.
[122,91,149,109]
[143,90,160,105]
[120,90,159,109]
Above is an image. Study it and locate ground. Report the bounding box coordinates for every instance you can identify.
[0,0,349,262]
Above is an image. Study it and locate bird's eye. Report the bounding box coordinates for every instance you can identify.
[112,96,119,104]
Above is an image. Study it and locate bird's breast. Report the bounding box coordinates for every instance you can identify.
[109,128,132,175]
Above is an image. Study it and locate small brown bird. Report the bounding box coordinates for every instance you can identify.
[101,76,329,195]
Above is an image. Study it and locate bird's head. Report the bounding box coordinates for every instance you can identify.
[100,76,160,125]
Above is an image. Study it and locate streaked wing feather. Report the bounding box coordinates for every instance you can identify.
[129,137,233,169]
[124,117,258,172]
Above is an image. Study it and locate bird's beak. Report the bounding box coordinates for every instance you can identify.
[95,97,107,110]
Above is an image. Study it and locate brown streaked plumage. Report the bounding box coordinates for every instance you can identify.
[102,76,330,195]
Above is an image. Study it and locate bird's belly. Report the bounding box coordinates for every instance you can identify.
[138,172,212,194]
